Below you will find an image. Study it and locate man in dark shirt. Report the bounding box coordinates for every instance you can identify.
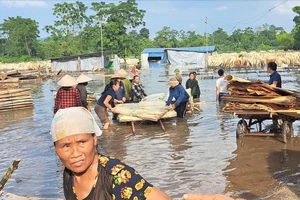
[267,62,282,88]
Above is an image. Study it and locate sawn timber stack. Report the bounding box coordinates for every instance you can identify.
[223,77,300,112]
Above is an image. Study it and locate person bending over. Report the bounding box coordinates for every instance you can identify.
[166,78,190,118]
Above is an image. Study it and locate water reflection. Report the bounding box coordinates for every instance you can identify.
[224,137,300,199]
[0,108,33,129]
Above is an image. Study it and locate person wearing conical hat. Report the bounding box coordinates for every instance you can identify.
[166,77,190,118]
[54,75,82,114]
[102,69,128,120]
[76,74,93,109]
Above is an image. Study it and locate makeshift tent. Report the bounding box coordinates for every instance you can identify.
[51,53,110,72]
[140,46,216,68]
[165,50,206,67]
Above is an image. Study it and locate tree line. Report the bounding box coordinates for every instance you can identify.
[0,0,299,62]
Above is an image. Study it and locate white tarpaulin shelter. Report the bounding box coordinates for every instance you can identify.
[165,50,206,67]
[51,53,109,72]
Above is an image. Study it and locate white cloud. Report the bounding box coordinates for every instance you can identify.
[215,6,228,11]
[1,0,47,8]
[274,1,298,15]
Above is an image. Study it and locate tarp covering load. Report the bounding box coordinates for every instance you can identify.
[166,50,206,67]
[114,93,177,122]
[223,76,300,112]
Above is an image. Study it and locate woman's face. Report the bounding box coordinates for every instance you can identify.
[55,134,97,175]
[189,74,195,80]
[113,82,120,91]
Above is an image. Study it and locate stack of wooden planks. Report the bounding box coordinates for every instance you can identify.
[223,77,300,112]
[0,78,19,90]
[0,69,40,81]
[0,89,33,111]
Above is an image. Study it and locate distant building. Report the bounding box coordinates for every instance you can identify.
[141,46,216,68]
[51,52,110,72]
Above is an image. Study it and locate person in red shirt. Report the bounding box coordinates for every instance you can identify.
[54,74,82,114]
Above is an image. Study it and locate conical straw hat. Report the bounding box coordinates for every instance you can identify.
[169,77,179,87]
[77,74,93,83]
[111,69,128,79]
[57,75,78,87]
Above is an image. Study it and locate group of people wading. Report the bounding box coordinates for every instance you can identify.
[52,64,259,200]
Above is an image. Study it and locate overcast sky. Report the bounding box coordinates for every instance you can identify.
[0,0,298,38]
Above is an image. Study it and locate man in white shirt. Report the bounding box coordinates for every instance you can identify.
[216,69,229,103]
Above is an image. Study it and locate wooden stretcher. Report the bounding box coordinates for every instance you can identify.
[231,110,300,143]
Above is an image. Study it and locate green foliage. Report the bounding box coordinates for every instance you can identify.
[276,33,294,50]
[0,1,297,63]
[139,28,150,39]
[0,16,39,57]
[292,6,300,50]
[0,55,33,63]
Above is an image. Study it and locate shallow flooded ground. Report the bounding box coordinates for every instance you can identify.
[1,64,300,199]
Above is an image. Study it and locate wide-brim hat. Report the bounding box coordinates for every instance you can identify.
[77,74,93,83]
[57,75,78,87]
[169,77,179,87]
[111,69,128,79]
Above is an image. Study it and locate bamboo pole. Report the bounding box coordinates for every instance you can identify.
[0,159,21,191]
[0,88,30,95]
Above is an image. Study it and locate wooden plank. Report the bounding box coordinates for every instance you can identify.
[0,78,19,83]
[244,133,278,137]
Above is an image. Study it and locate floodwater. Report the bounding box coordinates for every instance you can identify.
[1,64,300,199]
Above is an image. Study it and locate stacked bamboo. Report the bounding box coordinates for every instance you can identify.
[223,77,300,112]
[0,89,33,111]
[208,51,300,68]
[0,78,19,90]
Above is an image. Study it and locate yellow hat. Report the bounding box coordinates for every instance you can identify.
[51,107,102,142]
[77,74,93,83]
[57,75,78,87]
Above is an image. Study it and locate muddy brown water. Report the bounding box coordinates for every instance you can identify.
[1,65,300,199]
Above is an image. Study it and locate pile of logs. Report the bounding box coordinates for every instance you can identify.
[0,89,33,111]
[223,77,300,112]
[0,69,40,81]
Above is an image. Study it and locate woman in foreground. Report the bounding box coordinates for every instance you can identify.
[51,107,234,200]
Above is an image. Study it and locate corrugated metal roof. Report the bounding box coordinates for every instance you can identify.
[142,46,216,54]
[142,48,165,53]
